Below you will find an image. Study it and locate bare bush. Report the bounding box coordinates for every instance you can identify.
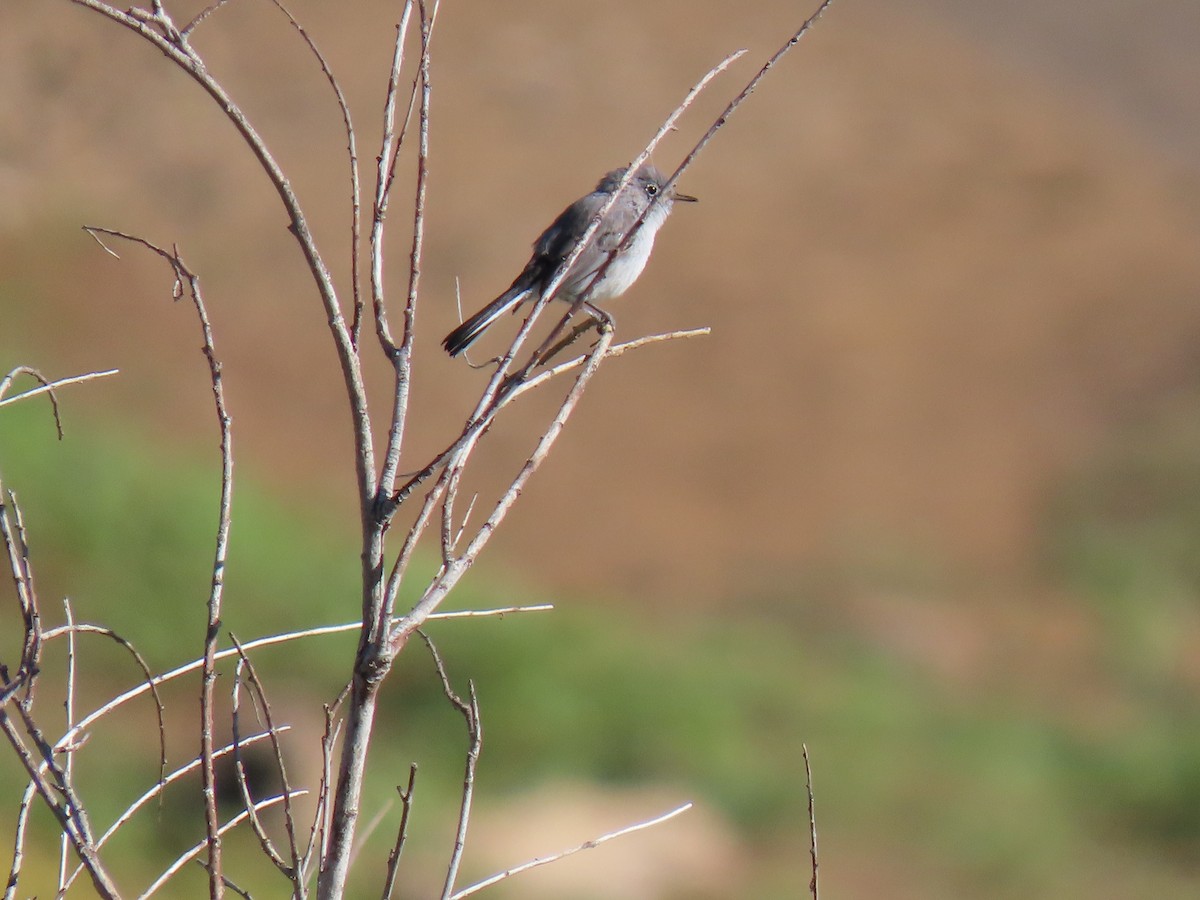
[1,1,835,897]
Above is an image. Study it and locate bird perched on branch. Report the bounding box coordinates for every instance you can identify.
[443,163,697,357]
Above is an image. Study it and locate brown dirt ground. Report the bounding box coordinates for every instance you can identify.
[3,0,1200,611]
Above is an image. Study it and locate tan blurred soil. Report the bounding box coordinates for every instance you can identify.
[2,0,1199,607]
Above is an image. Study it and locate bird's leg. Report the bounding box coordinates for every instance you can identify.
[534,318,598,366]
[533,303,614,367]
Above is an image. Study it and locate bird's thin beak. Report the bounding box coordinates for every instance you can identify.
[673,190,699,203]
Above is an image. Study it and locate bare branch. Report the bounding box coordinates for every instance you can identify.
[142,791,307,898]
[56,599,79,895]
[35,621,167,784]
[449,802,694,899]
[663,0,840,199]
[182,0,235,37]
[3,782,36,900]
[0,486,40,704]
[368,1,417,354]
[320,4,439,891]
[416,632,481,900]
[374,0,429,511]
[43,605,550,757]
[263,0,365,353]
[60,728,291,894]
[0,367,120,435]
[381,764,418,900]
[83,225,235,898]
[0,703,119,897]
[804,743,819,900]
[231,635,305,893]
[230,657,292,878]
[392,325,615,644]
[504,327,711,404]
[73,0,378,536]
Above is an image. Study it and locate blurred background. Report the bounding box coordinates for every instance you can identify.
[3,0,1200,896]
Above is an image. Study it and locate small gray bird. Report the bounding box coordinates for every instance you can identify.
[442,163,697,357]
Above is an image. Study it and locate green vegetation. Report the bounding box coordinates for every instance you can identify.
[2,398,1200,897]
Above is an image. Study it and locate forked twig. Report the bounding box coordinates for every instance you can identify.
[417,631,481,900]
[230,635,305,892]
[368,0,416,355]
[0,367,120,432]
[141,791,307,898]
[44,4,842,898]
[230,657,293,881]
[43,605,552,760]
[83,224,235,897]
[0,485,118,897]
[381,763,418,899]
[59,728,291,894]
[36,621,169,794]
[0,702,117,897]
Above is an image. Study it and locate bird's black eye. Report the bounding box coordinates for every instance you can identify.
[645,182,659,197]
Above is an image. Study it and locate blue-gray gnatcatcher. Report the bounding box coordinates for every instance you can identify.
[442,163,697,357]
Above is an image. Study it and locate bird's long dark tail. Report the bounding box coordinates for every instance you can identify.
[442,285,533,357]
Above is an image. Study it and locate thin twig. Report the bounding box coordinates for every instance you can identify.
[505,327,710,404]
[392,326,615,644]
[141,792,306,898]
[182,0,234,36]
[230,655,291,877]
[449,802,694,899]
[0,367,120,433]
[231,635,306,892]
[32,621,168,787]
[0,704,118,897]
[60,728,290,893]
[3,782,36,900]
[41,605,551,755]
[263,0,364,354]
[305,703,342,887]
[663,0,840,203]
[803,743,819,900]
[368,1,416,354]
[57,598,79,894]
[84,225,235,898]
[0,485,40,704]
[417,631,480,900]
[381,764,418,900]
